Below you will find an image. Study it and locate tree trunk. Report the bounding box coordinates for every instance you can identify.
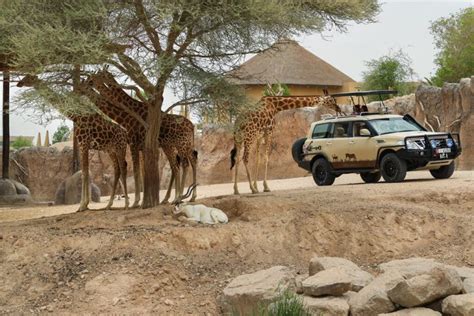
[2,70,10,179]
[141,100,162,208]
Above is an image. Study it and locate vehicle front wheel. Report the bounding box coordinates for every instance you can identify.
[360,171,381,183]
[430,162,455,179]
[380,153,407,182]
[311,158,335,186]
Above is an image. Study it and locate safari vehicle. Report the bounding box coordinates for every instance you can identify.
[292,90,462,185]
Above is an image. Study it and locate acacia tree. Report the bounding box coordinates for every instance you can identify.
[1,0,380,208]
[362,50,415,100]
[430,7,473,86]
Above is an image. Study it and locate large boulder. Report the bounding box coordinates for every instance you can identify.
[0,179,32,204]
[379,307,441,316]
[220,266,295,315]
[378,258,446,277]
[302,267,352,297]
[309,256,373,291]
[54,171,101,205]
[442,293,474,316]
[387,266,463,307]
[446,265,474,280]
[302,296,349,316]
[349,271,404,316]
[463,278,474,294]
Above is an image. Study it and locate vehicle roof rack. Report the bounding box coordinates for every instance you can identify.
[330,90,398,97]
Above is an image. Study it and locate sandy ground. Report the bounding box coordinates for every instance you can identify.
[0,170,473,314]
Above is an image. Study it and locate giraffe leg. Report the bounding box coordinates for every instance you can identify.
[78,148,90,212]
[161,149,174,204]
[180,158,189,196]
[233,145,241,195]
[130,146,141,208]
[263,133,272,192]
[171,163,181,204]
[161,171,174,204]
[118,150,129,209]
[253,138,262,192]
[243,144,258,194]
[189,150,198,202]
[104,153,120,210]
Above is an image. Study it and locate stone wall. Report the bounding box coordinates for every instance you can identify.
[415,77,473,170]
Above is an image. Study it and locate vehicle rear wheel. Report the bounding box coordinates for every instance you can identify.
[380,153,407,182]
[430,162,455,179]
[291,138,307,163]
[360,171,381,183]
[311,158,335,186]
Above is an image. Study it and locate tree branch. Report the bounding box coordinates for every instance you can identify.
[133,0,162,54]
[165,97,207,113]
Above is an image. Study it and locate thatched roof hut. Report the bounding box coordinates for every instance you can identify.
[229,39,357,101]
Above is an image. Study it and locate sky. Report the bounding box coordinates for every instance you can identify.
[0,0,472,143]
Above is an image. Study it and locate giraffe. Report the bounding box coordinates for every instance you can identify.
[230,95,339,195]
[17,75,129,211]
[86,70,198,203]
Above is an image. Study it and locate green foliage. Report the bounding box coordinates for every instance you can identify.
[236,290,310,316]
[11,137,32,149]
[361,50,415,100]
[52,124,70,144]
[1,0,380,114]
[263,84,291,97]
[430,8,474,86]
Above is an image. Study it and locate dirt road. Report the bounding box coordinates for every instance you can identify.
[0,171,473,314]
[1,170,472,223]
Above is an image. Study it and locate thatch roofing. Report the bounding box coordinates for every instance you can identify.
[229,39,355,87]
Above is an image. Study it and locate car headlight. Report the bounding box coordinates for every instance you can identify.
[446,138,454,148]
[405,138,426,150]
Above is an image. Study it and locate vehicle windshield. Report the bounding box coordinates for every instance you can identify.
[370,117,423,135]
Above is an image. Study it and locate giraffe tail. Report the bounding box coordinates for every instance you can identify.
[230,146,237,170]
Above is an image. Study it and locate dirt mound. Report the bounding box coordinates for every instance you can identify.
[0,173,473,314]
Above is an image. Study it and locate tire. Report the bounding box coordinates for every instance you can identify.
[430,162,455,179]
[291,138,307,163]
[311,158,335,186]
[380,153,407,182]
[360,171,381,183]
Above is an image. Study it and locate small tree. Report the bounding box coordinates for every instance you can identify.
[52,124,70,144]
[430,8,474,86]
[11,137,32,149]
[361,50,415,100]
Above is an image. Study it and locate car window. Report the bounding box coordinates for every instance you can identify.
[353,121,371,137]
[333,122,350,138]
[312,123,331,139]
[370,118,423,135]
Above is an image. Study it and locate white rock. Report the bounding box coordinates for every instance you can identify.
[446,265,474,280]
[349,271,404,316]
[303,296,349,316]
[309,257,360,276]
[378,307,441,315]
[220,266,295,315]
[308,256,373,291]
[378,258,443,277]
[302,267,352,297]
[387,266,463,307]
[463,277,474,294]
[442,293,474,316]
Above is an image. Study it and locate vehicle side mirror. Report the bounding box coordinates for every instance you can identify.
[360,128,371,137]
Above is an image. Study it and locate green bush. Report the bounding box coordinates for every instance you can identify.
[11,137,33,149]
[236,290,310,316]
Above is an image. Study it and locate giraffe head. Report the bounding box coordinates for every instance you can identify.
[17,75,39,88]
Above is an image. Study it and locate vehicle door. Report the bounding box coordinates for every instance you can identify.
[304,122,332,161]
[347,121,378,168]
[329,121,354,169]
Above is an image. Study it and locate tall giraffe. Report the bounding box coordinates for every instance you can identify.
[87,71,198,203]
[230,95,340,194]
[17,75,129,211]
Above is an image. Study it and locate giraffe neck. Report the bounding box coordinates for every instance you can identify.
[96,83,148,119]
[263,96,323,115]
